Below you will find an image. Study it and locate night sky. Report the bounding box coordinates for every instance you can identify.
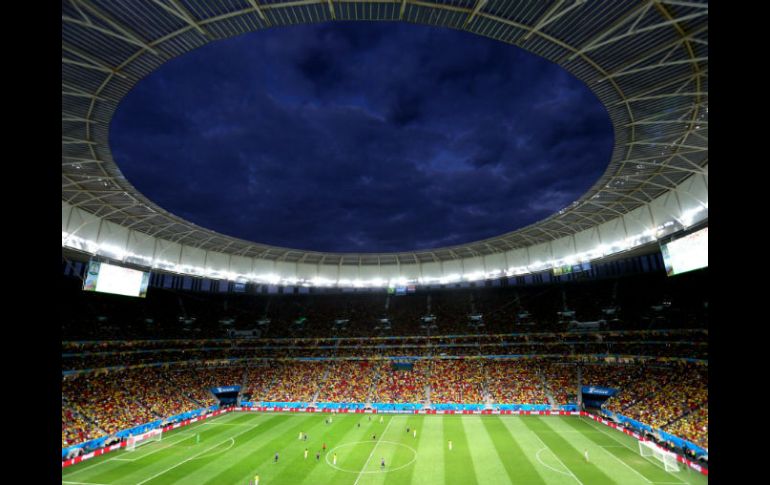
[110,22,613,253]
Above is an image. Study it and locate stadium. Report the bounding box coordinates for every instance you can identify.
[61,1,708,485]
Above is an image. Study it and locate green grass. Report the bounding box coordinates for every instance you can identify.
[62,412,708,485]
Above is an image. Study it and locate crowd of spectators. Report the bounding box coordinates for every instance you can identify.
[665,404,708,449]
[428,360,485,404]
[316,361,378,402]
[62,358,708,452]
[62,329,707,371]
[485,360,549,404]
[371,361,428,403]
[62,404,101,447]
[62,371,158,437]
[593,363,708,449]
[542,363,578,404]
[260,362,327,402]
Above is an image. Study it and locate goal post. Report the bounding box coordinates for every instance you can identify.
[126,428,163,452]
[639,440,679,472]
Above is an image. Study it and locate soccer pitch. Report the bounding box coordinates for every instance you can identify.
[62,412,707,485]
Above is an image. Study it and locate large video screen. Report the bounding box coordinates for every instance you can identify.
[82,260,151,297]
[660,227,708,276]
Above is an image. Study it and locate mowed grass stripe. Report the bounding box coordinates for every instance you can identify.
[411,412,444,485]
[191,414,319,485]
[497,416,572,485]
[542,417,652,485]
[578,418,703,485]
[357,415,418,485]
[297,414,401,485]
[461,417,512,485]
[60,412,243,480]
[332,415,402,485]
[523,417,617,485]
[482,416,547,485]
[121,413,291,485]
[563,417,682,484]
[268,413,379,485]
[71,413,262,484]
[442,416,478,485]
[382,414,423,485]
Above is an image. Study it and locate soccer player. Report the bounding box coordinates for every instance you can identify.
[333,453,338,465]
[323,442,327,452]
[304,448,308,460]
[316,451,320,462]
[380,416,384,423]
[357,423,360,428]
[299,431,303,440]
[407,427,410,433]
[372,434,376,440]
[253,474,259,485]
[381,457,385,469]
[413,429,417,438]
[274,451,279,463]
[584,449,589,462]
[448,440,453,451]
[304,433,308,441]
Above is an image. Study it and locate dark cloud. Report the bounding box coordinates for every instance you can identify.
[109,22,613,253]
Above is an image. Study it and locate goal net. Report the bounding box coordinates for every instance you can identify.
[639,440,679,472]
[126,428,163,452]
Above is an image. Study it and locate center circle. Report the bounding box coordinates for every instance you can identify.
[325,440,417,474]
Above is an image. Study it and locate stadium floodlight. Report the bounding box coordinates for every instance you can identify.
[639,440,679,472]
[126,428,162,452]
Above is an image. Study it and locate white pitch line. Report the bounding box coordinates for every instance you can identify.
[135,423,258,485]
[528,425,585,485]
[353,416,394,485]
[119,432,199,462]
[535,447,572,477]
[582,418,687,485]
[62,481,112,485]
[595,443,652,483]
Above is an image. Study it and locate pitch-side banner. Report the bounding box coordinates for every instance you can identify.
[581,386,618,396]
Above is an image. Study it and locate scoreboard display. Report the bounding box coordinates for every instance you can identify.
[660,226,708,276]
[82,260,151,298]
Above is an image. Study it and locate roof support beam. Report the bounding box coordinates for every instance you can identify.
[399,0,408,20]
[523,0,585,42]
[463,0,487,27]
[599,57,708,81]
[150,0,211,38]
[69,0,161,56]
[570,10,708,60]
[564,0,653,62]
[245,0,270,24]
[62,44,128,79]
[62,82,105,101]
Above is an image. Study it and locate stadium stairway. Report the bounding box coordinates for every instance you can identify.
[539,370,557,408]
[310,363,332,403]
[64,400,108,436]
[366,365,383,403]
[662,402,707,430]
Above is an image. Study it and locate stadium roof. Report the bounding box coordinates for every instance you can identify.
[62,0,707,267]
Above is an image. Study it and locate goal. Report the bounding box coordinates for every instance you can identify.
[639,440,679,472]
[126,428,163,452]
